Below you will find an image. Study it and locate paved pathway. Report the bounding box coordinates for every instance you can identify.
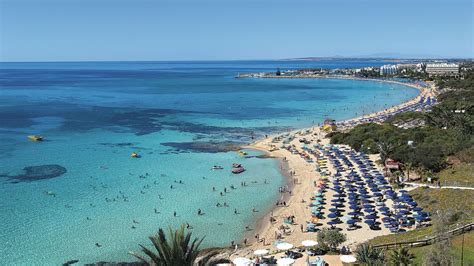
[404,182,474,190]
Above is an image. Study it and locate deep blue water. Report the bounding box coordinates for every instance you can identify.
[0,60,418,264]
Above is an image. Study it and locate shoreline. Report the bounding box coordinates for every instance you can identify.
[236,77,435,255]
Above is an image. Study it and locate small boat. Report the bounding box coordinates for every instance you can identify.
[232,167,245,174]
[212,165,224,170]
[232,163,242,168]
[28,135,43,141]
[131,152,141,158]
[238,150,248,156]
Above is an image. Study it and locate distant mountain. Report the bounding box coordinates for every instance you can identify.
[284,53,466,61]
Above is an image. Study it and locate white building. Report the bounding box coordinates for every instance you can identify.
[426,63,459,76]
[379,65,398,76]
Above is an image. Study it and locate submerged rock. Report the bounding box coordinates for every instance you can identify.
[1,164,67,182]
[161,141,243,153]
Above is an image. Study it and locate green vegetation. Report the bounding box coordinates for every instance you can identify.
[330,122,467,172]
[409,232,474,266]
[388,247,415,266]
[354,243,385,266]
[317,228,347,251]
[438,163,474,186]
[129,224,204,266]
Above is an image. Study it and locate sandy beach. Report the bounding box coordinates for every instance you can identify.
[231,78,436,265]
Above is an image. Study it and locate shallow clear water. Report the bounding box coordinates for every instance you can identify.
[0,60,418,264]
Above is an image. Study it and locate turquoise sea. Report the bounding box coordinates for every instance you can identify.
[0,60,418,264]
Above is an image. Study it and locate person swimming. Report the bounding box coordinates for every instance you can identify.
[95,243,102,247]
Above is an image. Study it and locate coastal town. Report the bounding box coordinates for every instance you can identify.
[237,61,462,79]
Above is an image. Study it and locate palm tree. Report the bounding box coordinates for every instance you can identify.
[355,243,385,266]
[389,247,415,266]
[129,224,204,266]
[402,162,413,181]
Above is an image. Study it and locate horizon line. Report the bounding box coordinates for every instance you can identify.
[1,57,473,64]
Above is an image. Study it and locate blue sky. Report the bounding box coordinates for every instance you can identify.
[0,0,472,61]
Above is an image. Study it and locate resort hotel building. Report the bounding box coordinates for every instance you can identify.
[379,64,399,76]
[425,63,459,76]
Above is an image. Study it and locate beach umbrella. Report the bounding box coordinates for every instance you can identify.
[301,240,318,247]
[329,207,340,212]
[364,219,375,225]
[348,211,361,216]
[413,215,424,221]
[233,257,251,266]
[328,213,339,219]
[347,219,357,225]
[363,204,375,209]
[254,249,269,256]
[398,210,410,215]
[365,214,377,220]
[276,242,293,250]
[379,207,390,212]
[413,207,423,212]
[307,222,317,228]
[327,220,338,226]
[340,255,357,264]
[277,257,295,265]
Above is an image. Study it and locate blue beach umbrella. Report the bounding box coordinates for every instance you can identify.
[413,207,423,212]
[365,214,377,220]
[347,219,357,225]
[348,211,361,216]
[328,213,338,219]
[364,219,375,225]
